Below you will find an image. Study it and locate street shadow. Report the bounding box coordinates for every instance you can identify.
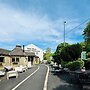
[50,69,82,90]
[52,84,82,90]
[51,70,74,84]
[51,68,82,83]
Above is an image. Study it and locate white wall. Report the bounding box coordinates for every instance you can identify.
[25,44,43,61]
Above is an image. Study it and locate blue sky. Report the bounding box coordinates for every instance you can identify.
[0,0,90,52]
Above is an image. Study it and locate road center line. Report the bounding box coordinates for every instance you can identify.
[43,65,49,90]
[12,66,40,90]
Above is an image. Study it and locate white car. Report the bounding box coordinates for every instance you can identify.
[7,70,18,79]
[4,66,13,71]
[15,65,26,73]
[0,70,5,76]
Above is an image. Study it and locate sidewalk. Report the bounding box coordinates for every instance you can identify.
[47,66,81,90]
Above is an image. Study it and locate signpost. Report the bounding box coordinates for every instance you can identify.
[81,51,87,60]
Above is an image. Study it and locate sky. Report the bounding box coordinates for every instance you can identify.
[0,0,90,52]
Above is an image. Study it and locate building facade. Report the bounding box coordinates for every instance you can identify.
[25,44,43,61]
[0,45,39,69]
[0,48,11,67]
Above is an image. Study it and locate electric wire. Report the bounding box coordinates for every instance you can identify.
[65,18,90,37]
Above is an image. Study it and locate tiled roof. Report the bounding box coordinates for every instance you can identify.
[25,52,35,56]
[10,45,26,56]
[0,48,10,55]
[0,45,36,57]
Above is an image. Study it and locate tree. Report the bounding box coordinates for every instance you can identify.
[83,22,90,45]
[60,43,82,61]
[83,22,90,52]
[52,43,69,64]
[43,48,52,63]
[52,52,61,64]
[56,43,69,53]
[80,42,85,47]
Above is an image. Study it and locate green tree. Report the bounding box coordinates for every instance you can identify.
[80,42,85,47]
[44,48,52,63]
[83,22,90,52]
[83,22,90,45]
[55,43,69,54]
[52,52,61,64]
[60,43,82,61]
[52,43,69,64]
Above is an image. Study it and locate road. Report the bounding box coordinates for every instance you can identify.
[0,64,48,90]
[48,66,81,90]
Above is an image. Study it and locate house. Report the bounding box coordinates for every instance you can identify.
[10,45,27,68]
[25,44,43,62]
[0,45,40,69]
[25,52,37,65]
[0,48,11,67]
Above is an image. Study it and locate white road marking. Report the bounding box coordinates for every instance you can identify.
[43,65,49,90]
[12,66,40,90]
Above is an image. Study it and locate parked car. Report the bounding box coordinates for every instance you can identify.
[4,66,13,72]
[0,70,5,76]
[7,70,18,79]
[15,65,27,73]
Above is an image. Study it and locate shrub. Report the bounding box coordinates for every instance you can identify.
[47,60,51,64]
[65,60,84,71]
[87,52,90,58]
[61,60,69,68]
[60,43,82,61]
[84,59,90,70]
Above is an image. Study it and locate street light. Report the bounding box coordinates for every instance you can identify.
[64,21,66,47]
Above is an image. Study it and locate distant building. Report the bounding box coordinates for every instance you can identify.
[10,45,39,66]
[25,44,43,61]
[10,45,27,67]
[0,45,40,69]
[0,48,10,66]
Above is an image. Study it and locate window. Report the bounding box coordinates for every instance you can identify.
[16,58,19,62]
[0,57,4,62]
[31,48,33,51]
[12,57,19,62]
[36,52,38,55]
[12,58,15,62]
[27,48,31,51]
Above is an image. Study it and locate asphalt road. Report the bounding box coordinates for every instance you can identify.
[0,64,48,90]
[48,66,81,90]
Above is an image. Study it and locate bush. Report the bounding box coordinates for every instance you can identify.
[87,52,90,58]
[60,43,82,61]
[61,60,70,68]
[84,59,90,69]
[47,60,51,64]
[65,60,84,71]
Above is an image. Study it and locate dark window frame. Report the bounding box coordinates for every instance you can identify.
[0,57,4,63]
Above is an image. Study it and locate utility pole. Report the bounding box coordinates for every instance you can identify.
[64,21,66,47]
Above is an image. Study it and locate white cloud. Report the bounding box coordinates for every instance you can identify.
[0,4,83,50]
[0,5,59,42]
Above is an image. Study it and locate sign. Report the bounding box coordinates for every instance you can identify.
[81,51,86,60]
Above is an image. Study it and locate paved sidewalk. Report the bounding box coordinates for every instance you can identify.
[48,66,82,90]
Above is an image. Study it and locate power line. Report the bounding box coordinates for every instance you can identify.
[65,18,90,36]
